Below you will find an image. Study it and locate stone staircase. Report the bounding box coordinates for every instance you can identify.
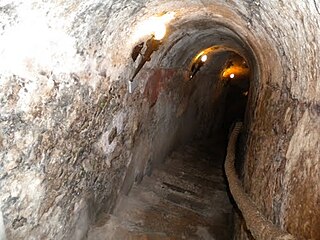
[87,140,234,240]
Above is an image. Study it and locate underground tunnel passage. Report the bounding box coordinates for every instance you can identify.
[0,1,319,240]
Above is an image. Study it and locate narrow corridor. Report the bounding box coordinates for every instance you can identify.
[1,2,318,239]
[87,135,233,239]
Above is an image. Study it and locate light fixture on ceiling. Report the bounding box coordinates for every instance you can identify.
[129,12,175,93]
[200,54,208,62]
[189,53,208,80]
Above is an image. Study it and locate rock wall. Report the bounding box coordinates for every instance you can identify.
[235,2,320,240]
[0,2,223,239]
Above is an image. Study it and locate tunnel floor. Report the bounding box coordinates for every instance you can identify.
[87,136,234,240]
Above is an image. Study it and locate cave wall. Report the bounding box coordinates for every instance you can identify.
[0,0,319,239]
[237,1,320,240]
[0,2,220,239]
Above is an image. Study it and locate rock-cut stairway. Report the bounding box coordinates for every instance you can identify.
[87,139,234,240]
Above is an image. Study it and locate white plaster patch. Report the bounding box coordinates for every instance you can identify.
[14,130,35,150]
[96,112,125,167]
[2,172,44,223]
[4,150,19,171]
[18,174,42,203]
[15,76,55,112]
[0,1,83,80]
[112,111,125,133]
[4,131,36,170]
[21,176,43,214]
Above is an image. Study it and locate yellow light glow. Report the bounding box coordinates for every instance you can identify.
[201,54,208,62]
[222,65,249,78]
[154,24,166,40]
[230,73,235,78]
[195,51,205,60]
[134,12,175,41]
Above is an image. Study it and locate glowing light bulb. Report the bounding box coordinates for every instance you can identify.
[153,24,166,40]
[230,73,235,78]
[201,54,208,62]
[134,12,175,41]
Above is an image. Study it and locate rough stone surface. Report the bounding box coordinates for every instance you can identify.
[0,0,319,239]
[87,138,233,240]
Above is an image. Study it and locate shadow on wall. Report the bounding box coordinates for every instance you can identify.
[119,65,222,196]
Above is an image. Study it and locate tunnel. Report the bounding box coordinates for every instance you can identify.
[0,1,319,240]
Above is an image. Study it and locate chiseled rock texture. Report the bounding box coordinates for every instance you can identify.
[235,2,320,240]
[0,0,319,240]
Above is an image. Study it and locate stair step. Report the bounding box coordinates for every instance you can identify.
[130,183,232,224]
[167,141,226,167]
[87,214,174,240]
[113,193,231,239]
[150,168,230,202]
[113,195,210,237]
[156,163,225,190]
[162,151,225,178]
[87,139,233,240]
[135,176,227,218]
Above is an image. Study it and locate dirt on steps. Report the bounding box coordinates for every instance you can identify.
[87,139,234,240]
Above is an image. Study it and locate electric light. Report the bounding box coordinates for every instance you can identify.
[201,54,208,62]
[153,24,166,40]
[134,12,175,41]
[230,73,235,78]
[130,12,175,89]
